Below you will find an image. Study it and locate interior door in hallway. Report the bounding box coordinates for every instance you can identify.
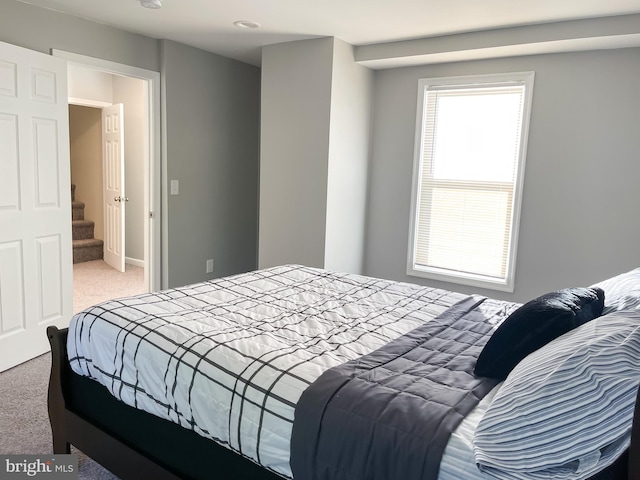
[102,103,125,272]
[0,40,73,372]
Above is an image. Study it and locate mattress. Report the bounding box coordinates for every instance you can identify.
[67,264,515,478]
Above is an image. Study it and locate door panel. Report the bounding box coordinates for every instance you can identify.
[102,103,125,272]
[0,40,72,372]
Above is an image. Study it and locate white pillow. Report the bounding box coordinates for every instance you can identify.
[473,310,640,480]
[591,267,640,314]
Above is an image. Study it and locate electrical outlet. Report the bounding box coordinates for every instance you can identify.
[206,259,214,273]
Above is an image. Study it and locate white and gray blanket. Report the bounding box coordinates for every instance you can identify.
[68,264,485,478]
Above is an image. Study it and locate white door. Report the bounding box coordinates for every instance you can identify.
[102,103,125,273]
[0,41,73,372]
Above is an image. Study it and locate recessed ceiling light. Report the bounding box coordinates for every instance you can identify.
[140,0,162,9]
[234,20,261,29]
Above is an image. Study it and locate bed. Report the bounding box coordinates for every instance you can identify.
[46,264,640,480]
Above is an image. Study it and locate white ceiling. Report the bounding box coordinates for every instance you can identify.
[16,0,640,66]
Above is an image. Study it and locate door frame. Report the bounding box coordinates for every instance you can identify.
[52,49,161,292]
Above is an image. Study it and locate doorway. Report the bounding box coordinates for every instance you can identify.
[54,50,162,299]
[69,101,146,312]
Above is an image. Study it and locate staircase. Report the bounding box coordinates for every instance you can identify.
[72,184,104,264]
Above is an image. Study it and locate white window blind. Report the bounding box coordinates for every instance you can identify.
[408,72,534,291]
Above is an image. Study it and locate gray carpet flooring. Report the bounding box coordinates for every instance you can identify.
[0,260,145,479]
[0,353,119,479]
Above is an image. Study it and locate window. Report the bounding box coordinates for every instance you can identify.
[408,72,534,292]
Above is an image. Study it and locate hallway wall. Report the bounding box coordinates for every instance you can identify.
[69,105,103,241]
[113,75,147,264]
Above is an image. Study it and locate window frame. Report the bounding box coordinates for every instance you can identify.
[407,71,535,292]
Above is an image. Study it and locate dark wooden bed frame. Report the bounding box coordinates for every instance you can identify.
[48,326,640,480]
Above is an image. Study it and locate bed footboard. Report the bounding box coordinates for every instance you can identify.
[47,326,71,455]
[47,326,183,480]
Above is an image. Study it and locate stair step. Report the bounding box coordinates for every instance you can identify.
[70,184,102,264]
[72,219,95,240]
[73,238,104,264]
[72,200,85,221]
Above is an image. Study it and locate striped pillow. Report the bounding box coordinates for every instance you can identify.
[591,267,640,314]
[473,310,640,480]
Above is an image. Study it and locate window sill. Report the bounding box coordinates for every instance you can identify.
[407,265,515,293]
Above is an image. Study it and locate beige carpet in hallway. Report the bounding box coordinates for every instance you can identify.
[74,259,146,314]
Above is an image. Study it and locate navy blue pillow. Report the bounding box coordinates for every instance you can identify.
[474,287,605,380]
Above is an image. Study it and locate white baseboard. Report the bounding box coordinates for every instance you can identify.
[125,257,144,268]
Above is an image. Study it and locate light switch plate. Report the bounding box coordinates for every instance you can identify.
[170,180,179,195]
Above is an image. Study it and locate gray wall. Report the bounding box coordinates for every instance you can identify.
[0,1,158,71]
[259,38,334,269]
[324,39,374,273]
[1,1,261,289]
[364,47,640,302]
[162,40,260,287]
[259,37,373,273]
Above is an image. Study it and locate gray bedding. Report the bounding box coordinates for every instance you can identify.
[290,295,503,480]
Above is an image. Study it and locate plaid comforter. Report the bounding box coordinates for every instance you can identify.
[67,265,470,477]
